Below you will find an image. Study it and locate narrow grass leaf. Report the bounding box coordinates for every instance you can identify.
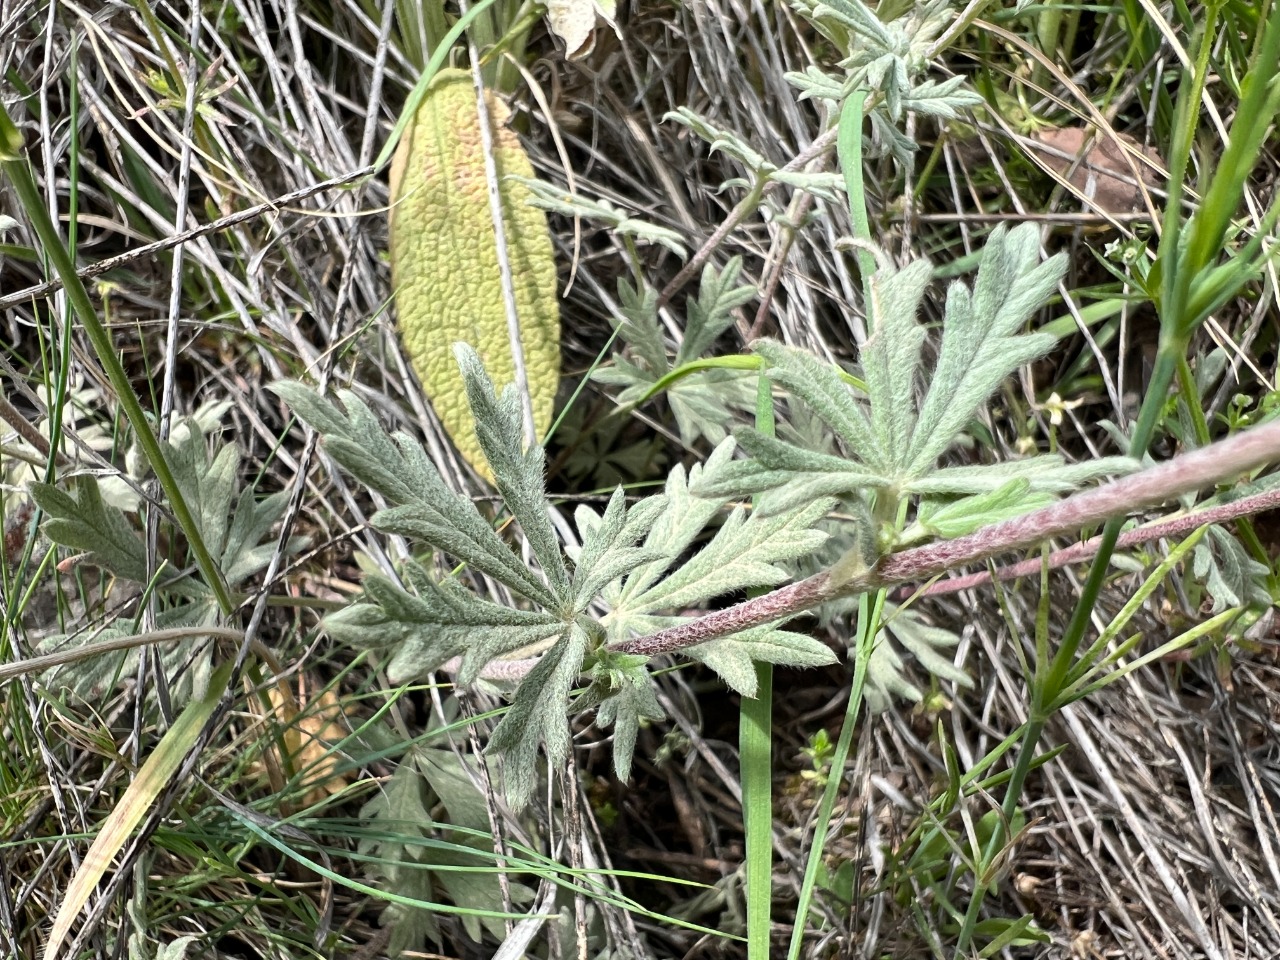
[1182,2,1280,286]
[43,661,232,960]
[786,593,879,960]
[0,103,231,614]
[741,656,773,960]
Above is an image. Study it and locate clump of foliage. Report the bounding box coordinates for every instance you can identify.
[274,223,1141,806]
[29,413,305,703]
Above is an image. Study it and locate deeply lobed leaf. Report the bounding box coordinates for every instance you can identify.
[571,489,670,611]
[32,476,147,583]
[905,223,1067,474]
[322,565,564,684]
[863,258,931,468]
[487,625,589,809]
[686,625,837,698]
[679,258,756,364]
[753,339,884,467]
[454,343,570,603]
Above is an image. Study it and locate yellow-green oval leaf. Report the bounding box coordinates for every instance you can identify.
[389,69,560,479]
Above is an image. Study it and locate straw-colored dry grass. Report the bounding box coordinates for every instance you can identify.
[2,1,1278,958]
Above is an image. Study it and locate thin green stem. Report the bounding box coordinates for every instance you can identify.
[0,106,234,616]
[1175,354,1212,448]
[741,662,773,959]
[1046,343,1181,692]
[742,370,777,960]
[786,590,882,960]
[790,87,885,942]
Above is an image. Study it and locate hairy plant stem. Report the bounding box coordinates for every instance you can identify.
[894,482,1280,599]
[611,411,1280,658]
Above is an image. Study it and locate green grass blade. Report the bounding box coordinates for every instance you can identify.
[0,105,234,616]
[837,91,876,320]
[787,591,879,960]
[742,369,778,960]
[788,100,884,955]
[42,661,232,960]
[1182,2,1280,287]
[741,660,773,959]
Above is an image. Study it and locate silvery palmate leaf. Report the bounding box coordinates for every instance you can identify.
[279,351,838,806]
[595,262,759,447]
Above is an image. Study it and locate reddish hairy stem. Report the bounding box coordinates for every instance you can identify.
[893,485,1280,600]
[613,570,840,657]
[610,418,1280,658]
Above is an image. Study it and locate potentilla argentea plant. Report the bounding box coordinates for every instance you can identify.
[273,223,1137,807]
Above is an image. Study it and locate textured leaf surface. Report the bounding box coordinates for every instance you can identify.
[488,625,589,809]
[570,489,669,611]
[865,604,972,712]
[273,383,559,608]
[572,650,664,781]
[596,270,757,446]
[357,743,534,951]
[601,452,832,639]
[628,498,831,615]
[358,754,441,951]
[31,476,147,583]
[687,625,837,697]
[389,69,559,478]
[322,564,563,684]
[454,344,569,598]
